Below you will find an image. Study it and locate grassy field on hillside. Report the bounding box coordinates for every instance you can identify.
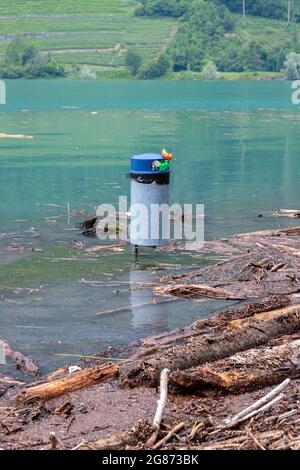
[0,1,298,78]
[0,0,177,73]
[236,15,299,48]
[0,0,130,15]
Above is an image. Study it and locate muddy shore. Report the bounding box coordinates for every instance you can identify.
[1,226,300,451]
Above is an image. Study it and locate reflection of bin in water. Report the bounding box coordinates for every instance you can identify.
[130,269,170,330]
[129,153,170,248]
[0,340,5,364]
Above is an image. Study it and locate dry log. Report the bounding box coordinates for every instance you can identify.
[169,342,300,394]
[124,305,300,386]
[131,296,292,361]
[234,226,300,238]
[155,284,246,301]
[0,341,39,377]
[194,295,291,330]
[19,364,119,402]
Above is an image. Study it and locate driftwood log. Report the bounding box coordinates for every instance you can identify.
[155,284,246,300]
[170,341,300,394]
[124,305,300,386]
[0,375,25,388]
[0,341,39,377]
[19,364,119,402]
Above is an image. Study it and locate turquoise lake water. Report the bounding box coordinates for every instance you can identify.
[1,80,300,375]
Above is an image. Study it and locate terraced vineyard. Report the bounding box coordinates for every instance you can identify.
[0,0,177,73]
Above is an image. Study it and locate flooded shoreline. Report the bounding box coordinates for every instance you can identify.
[1,224,300,450]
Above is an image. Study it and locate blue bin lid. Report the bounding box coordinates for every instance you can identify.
[131,153,170,174]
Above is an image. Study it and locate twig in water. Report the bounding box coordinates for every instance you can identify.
[95,298,181,317]
[54,353,127,361]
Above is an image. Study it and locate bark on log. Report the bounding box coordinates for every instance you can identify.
[19,364,119,402]
[130,296,291,361]
[194,295,291,330]
[1,341,39,377]
[169,341,300,394]
[123,305,300,387]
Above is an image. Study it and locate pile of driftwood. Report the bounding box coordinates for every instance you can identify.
[1,226,300,450]
[157,226,300,300]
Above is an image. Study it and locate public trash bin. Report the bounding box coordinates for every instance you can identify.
[129,153,171,249]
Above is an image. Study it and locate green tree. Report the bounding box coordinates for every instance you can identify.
[202,61,218,78]
[5,38,26,66]
[139,54,170,78]
[1,38,65,79]
[125,49,142,75]
[22,45,39,65]
[282,51,300,79]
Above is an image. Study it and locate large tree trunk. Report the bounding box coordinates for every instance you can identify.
[123,305,300,387]
[19,364,119,402]
[132,295,291,360]
[170,339,300,394]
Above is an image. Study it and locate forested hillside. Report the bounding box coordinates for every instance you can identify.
[137,0,300,77]
[0,0,300,78]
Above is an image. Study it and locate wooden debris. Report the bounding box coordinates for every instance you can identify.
[0,133,33,139]
[19,364,119,402]
[222,379,290,429]
[153,422,185,449]
[74,430,138,451]
[273,209,300,218]
[123,305,300,386]
[96,298,180,317]
[85,244,125,254]
[1,341,39,377]
[0,375,25,388]
[193,430,285,450]
[146,368,170,446]
[194,294,291,330]
[155,284,246,300]
[169,342,300,394]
